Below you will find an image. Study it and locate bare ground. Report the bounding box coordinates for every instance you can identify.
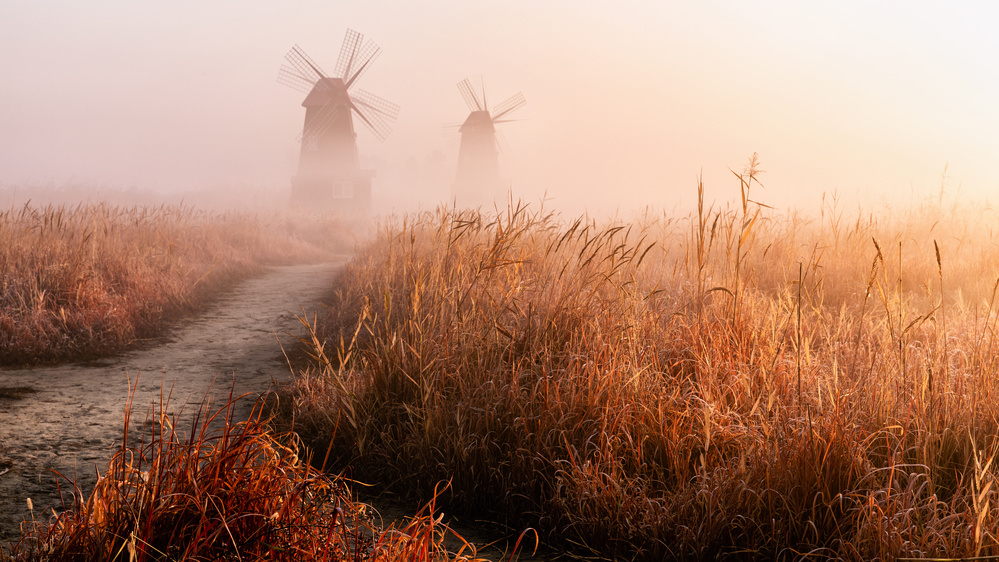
[0,260,556,561]
[0,261,345,542]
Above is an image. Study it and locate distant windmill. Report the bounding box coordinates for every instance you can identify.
[452,78,526,208]
[278,29,399,213]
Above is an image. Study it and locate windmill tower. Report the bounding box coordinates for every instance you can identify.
[452,78,526,208]
[278,29,399,213]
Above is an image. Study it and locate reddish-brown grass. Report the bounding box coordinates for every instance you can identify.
[0,202,354,366]
[1,381,497,561]
[284,172,999,559]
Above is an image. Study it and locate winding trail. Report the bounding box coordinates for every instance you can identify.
[0,261,344,541]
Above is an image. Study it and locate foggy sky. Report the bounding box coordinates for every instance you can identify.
[2,1,998,215]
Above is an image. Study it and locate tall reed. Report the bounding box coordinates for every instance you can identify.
[285,174,999,559]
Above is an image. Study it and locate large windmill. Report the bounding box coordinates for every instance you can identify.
[278,29,399,213]
[452,78,526,208]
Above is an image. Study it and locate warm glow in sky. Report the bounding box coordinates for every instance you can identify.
[2,1,998,215]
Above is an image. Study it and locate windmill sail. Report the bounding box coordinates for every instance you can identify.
[492,92,526,121]
[278,45,327,91]
[351,89,400,142]
[457,78,482,112]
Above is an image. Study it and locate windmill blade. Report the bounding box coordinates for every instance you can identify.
[343,41,380,89]
[283,45,327,85]
[277,64,317,93]
[351,89,400,122]
[350,89,400,142]
[297,101,343,142]
[334,29,363,79]
[492,92,526,120]
[334,28,382,87]
[348,101,384,142]
[496,129,513,158]
[456,78,482,112]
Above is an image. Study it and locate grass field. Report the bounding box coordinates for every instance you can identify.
[284,171,999,559]
[0,202,353,366]
[1,201,510,561]
[8,175,999,559]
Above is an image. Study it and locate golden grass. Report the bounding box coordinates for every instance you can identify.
[1,382,501,561]
[284,168,999,559]
[0,202,354,366]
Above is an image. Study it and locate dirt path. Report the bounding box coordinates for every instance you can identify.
[0,261,345,542]
[0,261,559,560]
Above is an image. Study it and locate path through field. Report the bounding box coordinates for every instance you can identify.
[0,262,344,542]
[0,261,553,561]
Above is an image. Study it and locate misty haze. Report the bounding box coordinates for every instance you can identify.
[3,2,999,560]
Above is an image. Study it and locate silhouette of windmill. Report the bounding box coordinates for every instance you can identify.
[451,78,525,208]
[278,29,399,213]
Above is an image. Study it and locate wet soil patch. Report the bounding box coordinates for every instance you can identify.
[0,387,37,400]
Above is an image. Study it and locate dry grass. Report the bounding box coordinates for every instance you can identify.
[1,381,500,561]
[0,202,354,366]
[284,163,999,559]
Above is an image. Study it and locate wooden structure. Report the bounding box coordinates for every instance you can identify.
[452,78,525,208]
[278,30,398,213]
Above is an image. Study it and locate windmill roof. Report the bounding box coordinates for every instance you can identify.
[303,77,350,107]
[460,110,495,132]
